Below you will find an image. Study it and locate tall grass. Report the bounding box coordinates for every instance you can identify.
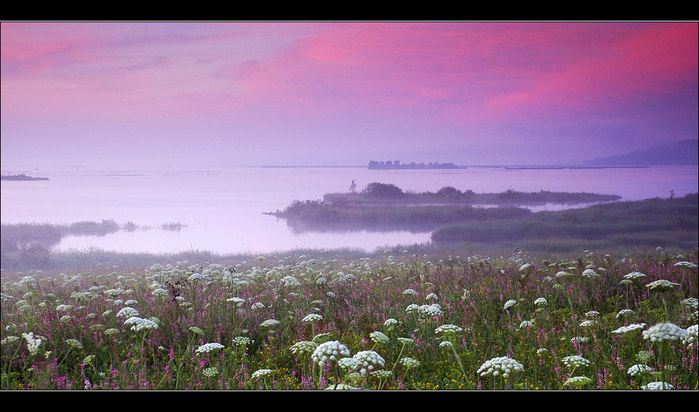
[2,248,696,390]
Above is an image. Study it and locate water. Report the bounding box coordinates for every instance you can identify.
[1,165,697,255]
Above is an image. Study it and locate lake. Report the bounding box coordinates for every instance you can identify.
[1,165,697,255]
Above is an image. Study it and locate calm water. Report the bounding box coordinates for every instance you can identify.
[1,165,697,255]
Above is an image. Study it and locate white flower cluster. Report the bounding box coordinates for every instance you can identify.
[189,326,205,335]
[324,383,358,390]
[519,320,533,329]
[534,297,547,306]
[383,318,398,327]
[476,356,524,378]
[22,332,42,355]
[616,309,636,318]
[202,367,219,377]
[555,271,574,279]
[260,319,280,328]
[370,331,390,344]
[116,306,139,318]
[561,355,591,369]
[612,323,646,334]
[674,261,697,270]
[624,271,646,280]
[415,303,443,317]
[280,276,301,287]
[563,376,591,387]
[646,279,680,291]
[581,268,600,278]
[642,381,673,390]
[195,342,225,354]
[399,357,421,369]
[352,350,385,376]
[402,288,418,296]
[311,340,350,367]
[642,322,689,342]
[627,364,652,377]
[503,299,517,310]
[435,324,463,335]
[289,340,317,356]
[683,324,698,346]
[302,314,323,323]
[252,369,273,379]
[124,317,159,332]
[65,338,83,349]
[233,336,251,346]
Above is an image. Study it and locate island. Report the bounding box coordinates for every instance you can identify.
[368,160,459,169]
[1,173,49,181]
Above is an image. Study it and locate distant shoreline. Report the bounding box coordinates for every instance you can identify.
[0,173,49,181]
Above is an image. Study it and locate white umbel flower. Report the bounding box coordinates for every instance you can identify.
[477,356,524,378]
[311,340,350,367]
[195,342,225,354]
[562,355,591,369]
[642,322,689,342]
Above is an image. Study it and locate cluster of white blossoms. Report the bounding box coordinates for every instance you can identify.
[65,338,83,349]
[684,324,698,346]
[399,357,421,369]
[673,261,697,270]
[116,306,139,318]
[289,340,318,356]
[612,323,647,334]
[195,342,225,354]
[402,288,418,296]
[410,303,442,317]
[642,381,673,390]
[369,331,390,344]
[561,355,591,369]
[233,336,251,346]
[534,297,547,306]
[352,350,385,376]
[563,376,592,387]
[22,332,42,355]
[642,322,689,342]
[555,271,574,279]
[280,276,301,287]
[646,279,681,291]
[202,367,219,377]
[627,364,652,377]
[581,268,600,278]
[251,369,273,379]
[302,314,323,324]
[260,319,280,328]
[311,340,350,367]
[624,271,647,280]
[476,356,524,378]
[616,309,636,318]
[124,317,158,332]
[435,324,463,335]
[383,318,398,327]
[503,299,517,310]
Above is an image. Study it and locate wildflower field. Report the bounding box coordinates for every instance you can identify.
[1,249,697,390]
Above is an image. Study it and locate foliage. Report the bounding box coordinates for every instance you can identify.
[1,248,696,390]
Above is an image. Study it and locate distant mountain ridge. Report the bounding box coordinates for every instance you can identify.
[583,139,698,166]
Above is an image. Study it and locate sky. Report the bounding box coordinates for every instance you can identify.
[1,21,697,170]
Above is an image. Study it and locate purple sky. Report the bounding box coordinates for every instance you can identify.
[2,21,697,169]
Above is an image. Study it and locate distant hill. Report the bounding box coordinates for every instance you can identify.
[583,139,698,166]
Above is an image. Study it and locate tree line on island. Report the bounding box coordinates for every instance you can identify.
[368,160,459,169]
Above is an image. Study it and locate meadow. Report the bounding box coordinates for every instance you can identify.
[1,247,696,390]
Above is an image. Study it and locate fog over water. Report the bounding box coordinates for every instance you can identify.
[1,165,697,255]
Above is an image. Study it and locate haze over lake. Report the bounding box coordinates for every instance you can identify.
[1,165,696,255]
